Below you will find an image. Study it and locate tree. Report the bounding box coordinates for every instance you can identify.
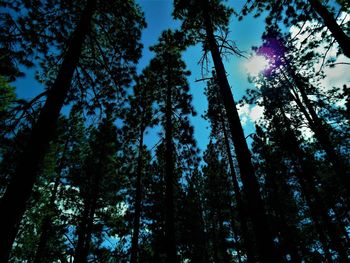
[247,80,350,261]
[204,75,255,262]
[252,125,309,262]
[253,28,350,199]
[178,168,209,263]
[241,0,350,57]
[0,1,96,259]
[33,107,86,263]
[124,72,156,263]
[173,1,281,261]
[139,29,198,262]
[202,141,236,262]
[73,108,120,263]
[0,0,145,260]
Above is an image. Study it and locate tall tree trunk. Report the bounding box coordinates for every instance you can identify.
[220,113,254,263]
[0,1,96,261]
[165,52,177,262]
[309,0,350,58]
[279,109,349,262]
[200,1,281,262]
[130,119,145,263]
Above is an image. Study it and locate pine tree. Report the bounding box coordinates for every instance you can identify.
[0,2,96,259]
[139,29,198,262]
[33,107,85,263]
[241,0,350,57]
[173,1,281,261]
[202,142,234,262]
[123,72,156,263]
[255,82,349,261]
[204,76,255,262]
[0,1,145,260]
[72,108,120,262]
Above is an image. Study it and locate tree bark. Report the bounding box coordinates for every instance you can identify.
[201,1,281,262]
[0,1,96,261]
[130,119,145,263]
[309,0,350,58]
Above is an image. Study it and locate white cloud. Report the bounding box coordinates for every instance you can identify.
[237,104,250,125]
[290,12,350,90]
[237,104,264,125]
[250,105,264,122]
[243,55,270,77]
[320,55,350,89]
[237,103,250,115]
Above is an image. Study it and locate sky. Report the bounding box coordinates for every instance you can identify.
[136,0,267,153]
[12,0,269,154]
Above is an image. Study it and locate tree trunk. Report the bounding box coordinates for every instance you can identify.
[130,120,145,263]
[220,113,254,263]
[282,73,350,226]
[201,1,281,262]
[0,1,96,261]
[309,0,350,58]
[165,52,177,262]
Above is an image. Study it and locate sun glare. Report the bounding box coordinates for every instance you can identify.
[243,55,270,77]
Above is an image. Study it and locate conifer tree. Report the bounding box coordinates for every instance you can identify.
[173,1,281,261]
[241,0,350,57]
[202,141,236,262]
[204,76,255,262]
[139,30,197,262]
[123,72,156,263]
[248,81,350,261]
[0,1,145,260]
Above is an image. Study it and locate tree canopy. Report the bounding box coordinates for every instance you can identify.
[0,0,349,262]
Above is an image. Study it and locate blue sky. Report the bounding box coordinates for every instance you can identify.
[137,0,267,152]
[13,0,267,153]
